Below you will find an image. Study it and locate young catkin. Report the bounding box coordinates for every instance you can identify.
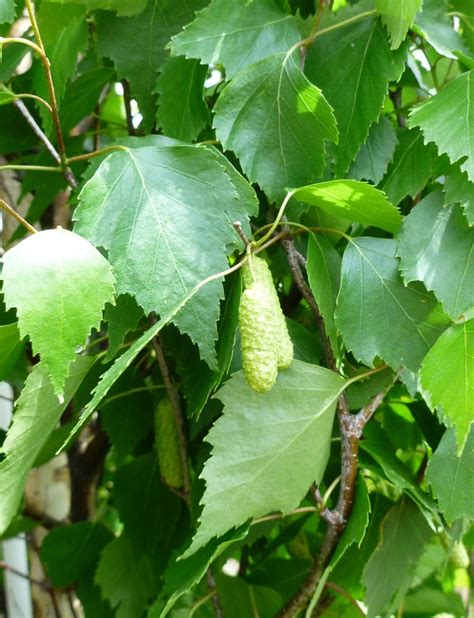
[239,254,293,392]
[450,541,470,569]
[154,397,183,488]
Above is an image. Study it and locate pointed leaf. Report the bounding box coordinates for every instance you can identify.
[414,0,470,58]
[380,127,437,205]
[0,357,92,534]
[419,319,474,452]
[0,0,15,24]
[181,361,345,558]
[397,191,474,320]
[349,116,398,184]
[74,144,256,368]
[155,56,209,142]
[335,238,450,371]
[409,70,474,182]
[305,8,406,176]
[444,166,474,226]
[0,322,23,380]
[425,427,474,523]
[96,0,207,128]
[376,0,422,49]
[214,52,338,200]
[168,0,300,79]
[292,180,402,233]
[1,229,115,396]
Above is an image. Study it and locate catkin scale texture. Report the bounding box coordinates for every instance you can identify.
[154,398,184,488]
[239,282,278,392]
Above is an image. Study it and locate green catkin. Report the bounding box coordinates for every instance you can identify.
[239,254,293,392]
[154,397,184,488]
[450,541,470,569]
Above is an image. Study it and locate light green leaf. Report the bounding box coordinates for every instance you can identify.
[292,180,402,233]
[44,0,147,16]
[425,427,474,523]
[376,0,422,49]
[96,0,207,128]
[380,127,437,205]
[155,55,209,142]
[335,238,450,371]
[0,88,15,106]
[307,233,341,356]
[0,0,15,24]
[420,319,474,453]
[362,498,433,618]
[0,323,23,380]
[414,0,469,58]
[213,51,338,200]
[0,357,92,534]
[349,116,398,184]
[444,165,474,226]
[397,191,474,320]
[305,7,406,176]
[1,229,115,396]
[409,70,474,182]
[168,0,300,79]
[74,144,256,368]
[180,361,345,558]
[33,2,88,128]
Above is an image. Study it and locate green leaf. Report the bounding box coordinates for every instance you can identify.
[0,323,23,380]
[349,116,398,185]
[307,233,341,356]
[0,357,92,534]
[180,361,345,558]
[0,88,15,106]
[425,427,474,523]
[2,229,115,396]
[74,144,255,368]
[213,51,338,200]
[40,522,113,587]
[414,0,470,58]
[44,0,147,16]
[95,535,156,618]
[380,127,437,205]
[397,191,474,320]
[33,2,88,128]
[409,70,474,182]
[155,56,209,142]
[444,165,474,226]
[292,180,402,233]
[104,294,143,362]
[96,0,207,128]
[331,474,371,566]
[305,8,407,176]
[419,319,474,452]
[335,238,450,372]
[375,0,422,49]
[0,0,15,24]
[168,0,300,79]
[362,498,433,617]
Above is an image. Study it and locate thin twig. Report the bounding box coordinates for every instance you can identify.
[67,144,128,163]
[233,221,250,247]
[0,561,49,590]
[324,582,366,617]
[13,98,61,164]
[0,164,62,173]
[151,333,191,505]
[0,197,37,234]
[121,79,136,136]
[207,569,224,618]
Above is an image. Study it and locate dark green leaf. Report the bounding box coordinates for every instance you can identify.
[444,165,474,226]
[169,0,300,78]
[104,294,143,362]
[335,238,450,372]
[0,323,23,380]
[414,0,470,58]
[349,116,398,184]
[213,51,338,200]
[45,0,147,16]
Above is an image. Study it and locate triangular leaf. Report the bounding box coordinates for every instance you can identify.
[414,0,470,59]
[397,191,474,320]
[335,238,450,371]
[409,70,474,182]
[292,179,402,233]
[444,165,474,226]
[168,0,300,79]
[305,7,406,176]
[2,229,115,396]
[214,51,338,200]
[349,116,398,185]
[375,0,422,50]
[419,319,474,453]
[74,144,256,368]
[180,361,345,558]
[0,357,92,534]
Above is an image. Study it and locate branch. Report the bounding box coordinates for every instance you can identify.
[13,99,61,164]
[151,333,191,505]
[121,79,136,137]
[0,561,50,590]
[0,197,37,234]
